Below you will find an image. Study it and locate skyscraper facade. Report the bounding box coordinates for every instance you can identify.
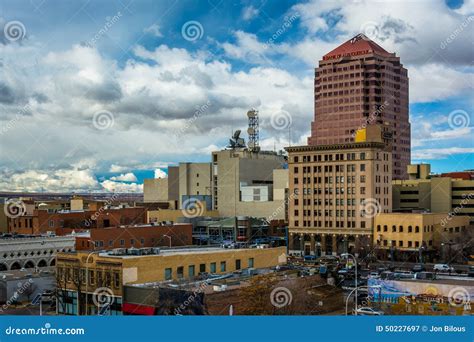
[308,34,410,180]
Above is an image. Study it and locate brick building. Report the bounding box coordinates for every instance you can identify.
[308,34,410,179]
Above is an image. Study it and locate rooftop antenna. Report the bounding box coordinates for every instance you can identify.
[288,126,291,147]
[247,109,260,152]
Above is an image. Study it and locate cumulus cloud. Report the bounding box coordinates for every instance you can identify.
[110,172,138,182]
[242,6,260,21]
[144,23,163,37]
[100,179,143,192]
[154,169,167,179]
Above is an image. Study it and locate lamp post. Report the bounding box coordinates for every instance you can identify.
[163,234,172,248]
[341,253,358,315]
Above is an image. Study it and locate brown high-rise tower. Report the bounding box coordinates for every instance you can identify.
[308,34,410,179]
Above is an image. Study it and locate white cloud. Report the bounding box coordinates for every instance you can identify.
[100,179,143,192]
[110,172,138,182]
[144,24,163,37]
[412,147,474,160]
[154,168,167,179]
[242,6,260,21]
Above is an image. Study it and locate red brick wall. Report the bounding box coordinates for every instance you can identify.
[74,224,192,250]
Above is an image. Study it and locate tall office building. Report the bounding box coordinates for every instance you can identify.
[308,34,410,179]
[286,138,392,256]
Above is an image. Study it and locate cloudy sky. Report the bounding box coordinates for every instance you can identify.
[0,0,473,193]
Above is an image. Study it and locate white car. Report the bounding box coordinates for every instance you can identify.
[354,307,384,316]
[433,264,455,273]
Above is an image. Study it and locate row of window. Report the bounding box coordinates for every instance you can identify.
[58,267,121,289]
[164,258,255,280]
[380,240,431,248]
[295,220,366,228]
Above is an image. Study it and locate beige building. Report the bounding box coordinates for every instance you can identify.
[286,141,392,256]
[144,163,211,209]
[393,165,474,225]
[56,246,287,315]
[211,149,288,219]
[374,213,471,262]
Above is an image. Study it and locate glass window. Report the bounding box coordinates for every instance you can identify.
[199,264,206,273]
[177,266,184,278]
[220,261,226,272]
[188,265,195,277]
[235,259,241,270]
[210,262,216,273]
[165,268,172,280]
[248,258,254,268]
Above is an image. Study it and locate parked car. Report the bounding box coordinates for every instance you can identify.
[414,272,436,280]
[412,264,426,273]
[369,271,380,278]
[433,264,455,273]
[353,307,384,315]
[468,266,474,277]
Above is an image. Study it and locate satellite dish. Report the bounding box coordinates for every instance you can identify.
[247,110,257,118]
[247,127,255,134]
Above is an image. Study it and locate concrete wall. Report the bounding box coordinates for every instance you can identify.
[144,178,169,203]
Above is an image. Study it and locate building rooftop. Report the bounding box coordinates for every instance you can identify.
[0,267,55,281]
[323,34,394,61]
[286,141,386,153]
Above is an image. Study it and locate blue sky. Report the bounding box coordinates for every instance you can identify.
[0,0,473,192]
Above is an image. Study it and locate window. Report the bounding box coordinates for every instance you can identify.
[235,259,241,270]
[220,261,226,272]
[120,239,125,246]
[248,258,254,268]
[188,265,195,277]
[210,262,216,273]
[360,152,366,160]
[165,268,172,280]
[415,226,420,233]
[114,272,120,288]
[199,264,206,273]
[360,164,366,172]
[177,266,184,278]
[377,225,381,232]
[408,226,412,233]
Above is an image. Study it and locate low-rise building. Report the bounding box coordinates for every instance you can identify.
[0,267,55,309]
[68,223,193,250]
[0,234,75,271]
[373,213,471,262]
[393,164,474,225]
[56,246,287,315]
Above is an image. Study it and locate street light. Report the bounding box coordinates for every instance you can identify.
[341,253,358,315]
[163,234,172,248]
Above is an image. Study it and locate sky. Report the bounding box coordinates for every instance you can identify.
[0,0,473,193]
